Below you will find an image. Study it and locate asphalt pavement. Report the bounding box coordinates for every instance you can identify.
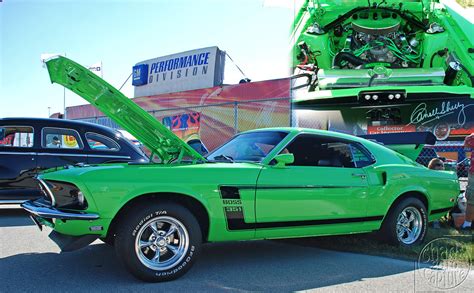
[1,206,472,292]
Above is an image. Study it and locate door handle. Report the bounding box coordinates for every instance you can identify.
[352,173,366,179]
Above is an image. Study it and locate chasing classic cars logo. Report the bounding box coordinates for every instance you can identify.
[416,237,471,290]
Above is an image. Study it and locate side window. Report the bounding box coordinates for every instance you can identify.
[42,127,83,149]
[349,143,375,168]
[0,126,34,148]
[282,134,374,168]
[86,133,120,151]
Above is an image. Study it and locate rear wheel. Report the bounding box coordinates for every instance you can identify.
[115,202,201,282]
[380,197,427,247]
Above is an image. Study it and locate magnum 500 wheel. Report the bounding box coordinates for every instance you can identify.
[115,202,202,282]
[380,197,427,247]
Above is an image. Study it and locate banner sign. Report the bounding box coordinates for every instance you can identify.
[133,46,225,97]
[162,112,201,142]
[67,78,291,151]
[367,125,416,134]
[298,97,474,141]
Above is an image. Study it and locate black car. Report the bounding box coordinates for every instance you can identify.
[0,118,147,204]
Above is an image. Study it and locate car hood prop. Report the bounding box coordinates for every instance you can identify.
[45,56,206,164]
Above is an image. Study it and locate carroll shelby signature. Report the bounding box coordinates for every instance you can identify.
[409,101,473,126]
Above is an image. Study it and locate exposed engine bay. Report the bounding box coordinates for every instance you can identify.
[328,9,424,69]
[292,1,474,90]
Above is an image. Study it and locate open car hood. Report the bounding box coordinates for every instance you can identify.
[46,56,206,164]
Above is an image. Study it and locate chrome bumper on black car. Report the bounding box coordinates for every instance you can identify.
[21,200,99,220]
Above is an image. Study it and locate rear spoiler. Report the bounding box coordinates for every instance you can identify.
[360,132,436,160]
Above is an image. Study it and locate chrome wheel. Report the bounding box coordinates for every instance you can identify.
[396,207,423,245]
[134,216,189,271]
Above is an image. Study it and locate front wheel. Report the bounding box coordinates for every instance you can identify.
[380,198,427,247]
[115,202,202,282]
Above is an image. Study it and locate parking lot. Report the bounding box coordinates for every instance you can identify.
[1,206,472,292]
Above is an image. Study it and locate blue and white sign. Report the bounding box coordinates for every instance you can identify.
[132,64,149,86]
[133,46,225,97]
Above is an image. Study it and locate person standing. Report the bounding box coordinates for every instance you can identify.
[461,133,474,230]
[428,158,445,228]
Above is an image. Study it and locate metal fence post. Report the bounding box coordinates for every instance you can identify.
[234,101,239,134]
[289,97,293,127]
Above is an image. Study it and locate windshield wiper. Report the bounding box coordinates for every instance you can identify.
[212,154,235,163]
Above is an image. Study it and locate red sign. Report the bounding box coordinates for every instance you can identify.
[367,125,416,134]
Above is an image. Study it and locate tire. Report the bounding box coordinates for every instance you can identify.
[380,197,427,247]
[115,202,202,282]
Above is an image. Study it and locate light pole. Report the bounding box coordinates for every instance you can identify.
[48,107,51,117]
[63,53,67,119]
[40,53,67,118]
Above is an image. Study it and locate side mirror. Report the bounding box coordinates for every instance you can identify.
[273,153,294,168]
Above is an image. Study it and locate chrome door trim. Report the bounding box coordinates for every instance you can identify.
[0,199,28,204]
[36,152,130,159]
[37,152,87,157]
[88,154,131,159]
[0,151,37,156]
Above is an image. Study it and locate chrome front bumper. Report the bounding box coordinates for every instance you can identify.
[21,200,99,220]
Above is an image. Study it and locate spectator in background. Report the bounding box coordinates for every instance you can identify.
[461,134,474,231]
[46,136,61,148]
[428,158,445,170]
[428,158,445,229]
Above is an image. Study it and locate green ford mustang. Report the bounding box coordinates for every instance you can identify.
[22,57,459,282]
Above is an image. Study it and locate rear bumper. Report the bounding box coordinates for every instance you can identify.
[21,200,99,220]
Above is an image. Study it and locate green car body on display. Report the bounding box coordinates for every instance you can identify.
[22,57,459,282]
[291,0,474,102]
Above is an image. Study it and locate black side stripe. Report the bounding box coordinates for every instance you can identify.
[430,207,452,215]
[219,186,383,231]
[256,185,356,189]
[222,185,356,190]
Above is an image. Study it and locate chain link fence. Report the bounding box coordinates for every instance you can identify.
[76,98,470,179]
[76,98,292,152]
[417,143,471,179]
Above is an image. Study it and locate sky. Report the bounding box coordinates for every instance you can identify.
[0,0,296,118]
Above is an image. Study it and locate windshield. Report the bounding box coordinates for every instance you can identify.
[206,131,288,163]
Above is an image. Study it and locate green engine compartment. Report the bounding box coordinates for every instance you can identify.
[291,0,474,90]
